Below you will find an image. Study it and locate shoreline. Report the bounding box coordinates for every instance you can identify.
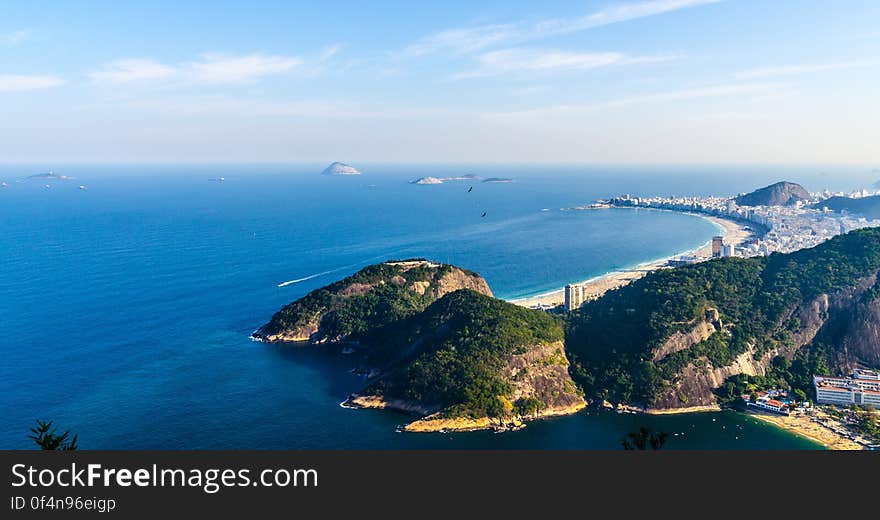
[508,209,755,309]
[743,410,864,450]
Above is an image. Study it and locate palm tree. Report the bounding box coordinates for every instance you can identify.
[621,426,668,450]
[29,420,78,450]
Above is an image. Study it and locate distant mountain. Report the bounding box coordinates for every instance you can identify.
[735,181,810,206]
[814,195,880,219]
[321,162,361,176]
[482,177,513,183]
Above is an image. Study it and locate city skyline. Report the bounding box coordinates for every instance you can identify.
[1,0,878,164]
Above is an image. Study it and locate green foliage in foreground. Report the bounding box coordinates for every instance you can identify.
[30,420,78,451]
[621,426,668,450]
[365,290,564,420]
[566,227,880,406]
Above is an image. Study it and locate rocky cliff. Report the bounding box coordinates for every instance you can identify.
[735,181,810,206]
[345,290,585,432]
[566,228,880,411]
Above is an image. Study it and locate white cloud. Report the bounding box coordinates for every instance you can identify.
[735,60,877,79]
[402,23,521,57]
[88,59,177,84]
[89,53,303,86]
[403,0,723,56]
[187,54,303,84]
[0,74,65,92]
[453,48,678,78]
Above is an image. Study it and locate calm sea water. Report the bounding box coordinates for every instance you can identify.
[4,163,866,449]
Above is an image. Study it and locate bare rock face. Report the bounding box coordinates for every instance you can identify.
[650,275,880,410]
[502,341,586,416]
[653,308,721,362]
[339,290,583,432]
[735,181,810,207]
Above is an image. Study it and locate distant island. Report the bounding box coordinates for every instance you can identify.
[735,181,810,206]
[814,195,880,219]
[410,176,444,185]
[410,174,479,185]
[482,177,514,183]
[26,171,73,181]
[321,162,361,176]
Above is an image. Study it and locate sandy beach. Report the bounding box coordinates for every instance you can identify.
[744,410,864,450]
[510,211,755,309]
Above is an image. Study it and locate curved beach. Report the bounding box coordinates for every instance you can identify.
[509,212,754,309]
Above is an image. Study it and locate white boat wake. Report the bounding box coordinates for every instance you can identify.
[277,270,336,287]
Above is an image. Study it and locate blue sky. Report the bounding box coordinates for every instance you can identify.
[1,0,878,164]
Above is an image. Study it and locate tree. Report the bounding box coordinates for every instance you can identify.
[29,420,78,451]
[621,426,668,450]
[793,388,808,403]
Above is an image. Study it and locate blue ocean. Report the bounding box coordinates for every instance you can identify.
[3,163,869,449]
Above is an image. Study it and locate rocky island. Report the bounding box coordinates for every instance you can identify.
[253,259,585,431]
[321,162,361,176]
[409,174,479,185]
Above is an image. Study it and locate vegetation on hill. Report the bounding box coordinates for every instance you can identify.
[566,227,880,407]
[253,260,490,343]
[363,289,577,421]
[813,195,880,219]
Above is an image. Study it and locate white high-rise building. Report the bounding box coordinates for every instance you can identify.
[564,284,585,311]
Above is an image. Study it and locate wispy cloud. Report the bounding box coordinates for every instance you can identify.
[735,60,877,79]
[402,0,723,56]
[0,74,65,92]
[484,82,787,119]
[188,54,303,84]
[1,30,30,45]
[88,59,177,84]
[89,53,303,85]
[452,48,679,79]
[599,82,787,107]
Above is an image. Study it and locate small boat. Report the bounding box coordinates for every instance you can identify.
[78,185,87,190]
